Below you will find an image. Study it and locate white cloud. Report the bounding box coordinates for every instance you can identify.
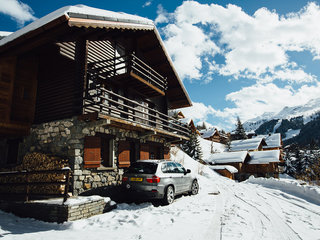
[0,0,36,25]
[214,82,320,124]
[156,1,320,83]
[178,102,215,122]
[142,1,152,8]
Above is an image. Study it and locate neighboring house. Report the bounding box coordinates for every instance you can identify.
[200,128,228,143]
[210,165,238,180]
[168,110,185,120]
[259,133,282,151]
[179,118,199,135]
[244,150,281,178]
[230,138,267,152]
[206,151,250,180]
[0,5,191,195]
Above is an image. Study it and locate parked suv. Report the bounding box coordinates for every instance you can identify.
[122,160,199,204]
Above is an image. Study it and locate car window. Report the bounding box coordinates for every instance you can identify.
[166,162,176,173]
[173,162,185,174]
[126,162,158,174]
[161,163,168,173]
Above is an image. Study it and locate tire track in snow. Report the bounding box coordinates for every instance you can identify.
[235,184,303,240]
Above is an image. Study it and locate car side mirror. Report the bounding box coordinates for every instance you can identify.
[185,169,191,175]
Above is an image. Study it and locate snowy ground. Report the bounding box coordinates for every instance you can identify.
[1,148,320,240]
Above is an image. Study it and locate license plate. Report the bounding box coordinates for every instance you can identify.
[130,177,143,182]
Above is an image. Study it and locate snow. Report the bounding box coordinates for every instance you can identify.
[32,196,109,206]
[246,176,320,205]
[206,151,248,164]
[248,150,280,164]
[210,165,238,173]
[1,147,320,240]
[200,128,217,139]
[198,137,226,160]
[283,129,301,140]
[230,137,264,151]
[0,5,153,47]
[0,31,12,37]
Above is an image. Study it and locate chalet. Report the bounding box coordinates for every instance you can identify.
[229,138,267,152]
[0,5,191,195]
[206,151,250,180]
[179,118,199,135]
[244,150,281,178]
[209,165,238,180]
[200,128,229,144]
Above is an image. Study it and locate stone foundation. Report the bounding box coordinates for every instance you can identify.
[0,196,114,223]
[19,116,168,195]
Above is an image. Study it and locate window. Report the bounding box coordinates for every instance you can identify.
[173,162,186,174]
[101,137,114,168]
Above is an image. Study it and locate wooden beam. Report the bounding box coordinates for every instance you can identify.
[130,71,165,96]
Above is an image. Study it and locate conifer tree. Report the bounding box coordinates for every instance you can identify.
[181,131,203,162]
[234,116,247,140]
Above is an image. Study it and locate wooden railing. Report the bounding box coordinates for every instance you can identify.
[87,53,168,93]
[0,169,71,203]
[84,86,190,138]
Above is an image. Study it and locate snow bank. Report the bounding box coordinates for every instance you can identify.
[246,176,320,205]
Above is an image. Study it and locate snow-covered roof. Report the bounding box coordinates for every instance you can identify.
[248,150,280,165]
[260,133,282,149]
[201,128,218,139]
[0,31,12,40]
[230,138,265,152]
[210,165,238,173]
[206,151,249,164]
[179,118,192,125]
[0,5,154,47]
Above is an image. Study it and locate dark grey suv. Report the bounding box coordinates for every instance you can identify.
[122,160,199,204]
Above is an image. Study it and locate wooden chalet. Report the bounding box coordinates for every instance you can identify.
[206,151,250,181]
[0,5,191,195]
[179,118,199,135]
[200,128,229,144]
[244,150,282,178]
[210,165,238,180]
[229,138,267,152]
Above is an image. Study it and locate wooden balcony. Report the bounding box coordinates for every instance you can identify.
[83,86,190,140]
[87,53,168,98]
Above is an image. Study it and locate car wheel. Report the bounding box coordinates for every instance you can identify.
[163,185,175,205]
[190,180,199,195]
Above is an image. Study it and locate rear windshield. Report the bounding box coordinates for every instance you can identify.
[126,162,158,174]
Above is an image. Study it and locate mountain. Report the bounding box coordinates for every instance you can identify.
[243,98,320,146]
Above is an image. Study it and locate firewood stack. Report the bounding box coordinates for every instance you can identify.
[0,152,70,195]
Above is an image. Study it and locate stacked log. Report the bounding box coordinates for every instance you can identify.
[0,152,70,195]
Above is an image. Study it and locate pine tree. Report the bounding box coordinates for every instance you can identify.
[181,131,203,162]
[234,116,247,140]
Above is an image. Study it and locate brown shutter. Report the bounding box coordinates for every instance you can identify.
[164,146,170,160]
[140,143,149,160]
[118,141,130,168]
[84,136,101,168]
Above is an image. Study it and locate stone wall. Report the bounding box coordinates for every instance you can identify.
[20,116,168,195]
[0,197,113,223]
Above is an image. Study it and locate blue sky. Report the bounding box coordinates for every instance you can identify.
[1,0,320,131]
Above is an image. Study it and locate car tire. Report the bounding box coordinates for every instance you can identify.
[163,185,175,205]
[189,180,199,195]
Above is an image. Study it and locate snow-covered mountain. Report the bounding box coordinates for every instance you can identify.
[243,98,320,145]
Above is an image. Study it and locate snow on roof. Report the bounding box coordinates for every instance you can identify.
[179,117,192,125]
[201,128,218,139]
[0,5,153,47]
[248,150,280,164]
[230,138,264,151]
[206,151,249,164]
[260,133,282,149]
[210,165,238,173]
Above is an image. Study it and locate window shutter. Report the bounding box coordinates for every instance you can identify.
[118,141,130,168]
[140,143,149,160]
[84,136,101,168]
[164,146,170,160]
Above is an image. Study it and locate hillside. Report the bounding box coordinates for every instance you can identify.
[243,98,320,146]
